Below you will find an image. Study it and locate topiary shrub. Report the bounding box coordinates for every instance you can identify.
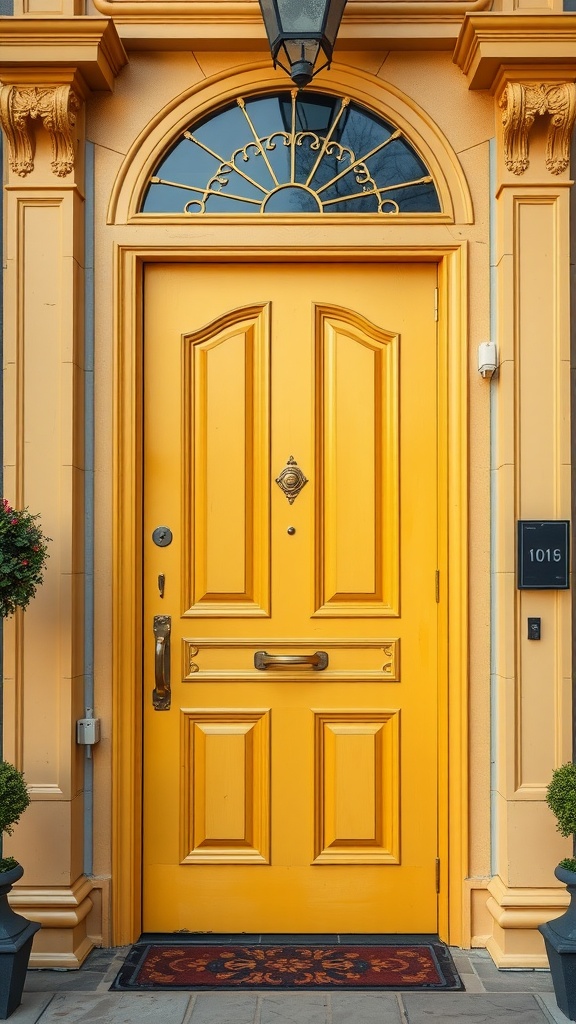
[546,761,576,873]
[0,761,30,873]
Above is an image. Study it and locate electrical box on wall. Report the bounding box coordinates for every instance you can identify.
[478,342,497,378]
[77,716,101,746]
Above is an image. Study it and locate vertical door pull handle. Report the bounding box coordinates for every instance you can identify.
[153,615,171,710]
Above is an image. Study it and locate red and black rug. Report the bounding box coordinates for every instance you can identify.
[111,936,463,991]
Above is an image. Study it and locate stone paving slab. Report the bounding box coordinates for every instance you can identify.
[331,991,403,1023]
[471,962,554,993]
[34,992,193,1024]
[24,969,110,992]
[186,992,259,1024]
[402,992,552,1023]
[6,994,54,1023]
[258,992,331,1024]
[536,993,571,1024]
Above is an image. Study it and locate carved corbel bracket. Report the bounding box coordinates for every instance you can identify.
[500,81,576,176]
[0,84,81,178]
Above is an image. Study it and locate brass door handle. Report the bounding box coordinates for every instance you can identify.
[254,650,328,671]
[153,615,171,710]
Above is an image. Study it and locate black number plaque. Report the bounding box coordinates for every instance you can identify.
[517,520,570,589]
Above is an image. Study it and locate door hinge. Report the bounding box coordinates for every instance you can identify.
[435,857,440,893]
[435,570,440,603]
[434,287,438,322]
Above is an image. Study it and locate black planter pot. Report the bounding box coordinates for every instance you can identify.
[539,864,576,1021]
[0,863,40,1019]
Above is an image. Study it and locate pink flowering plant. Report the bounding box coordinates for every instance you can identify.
[0,500,50,618]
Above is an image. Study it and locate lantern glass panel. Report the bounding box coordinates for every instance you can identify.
[324,0,347,47]
[282,39,322,66]
[258,0,281,46]
[275,0,327,33]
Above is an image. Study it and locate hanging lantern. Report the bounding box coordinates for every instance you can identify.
[258,0,347,89]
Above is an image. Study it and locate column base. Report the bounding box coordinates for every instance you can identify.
[9,875,97,969]
[486,874,569,967]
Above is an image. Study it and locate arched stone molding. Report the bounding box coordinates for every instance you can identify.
[108,62,474,226]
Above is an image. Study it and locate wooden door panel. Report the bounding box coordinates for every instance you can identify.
[314,304,398,616]
[313,710,400,864]
[180,709,270,864]
[181,637,400,682]
[183,303,270,616]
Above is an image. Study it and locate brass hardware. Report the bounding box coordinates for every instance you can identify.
[158,573,165,599]
[287,526,296,535]
[276,456,308,505]
[153,615,171,710]
[188,645,199,675]
[254,650,328,671]
[382,642,398,676]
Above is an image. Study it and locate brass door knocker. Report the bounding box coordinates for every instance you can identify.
[275,456,308,505]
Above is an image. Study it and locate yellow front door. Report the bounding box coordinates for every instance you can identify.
[143,261,439,933]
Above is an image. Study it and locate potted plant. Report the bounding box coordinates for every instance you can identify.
[0,500,49,1018]
[0,762,40,1018]
[539,761,576,1021]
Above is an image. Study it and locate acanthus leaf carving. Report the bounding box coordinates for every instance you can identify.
[545,84,576,175]
[0,84,81,178]
[500,81,576,176]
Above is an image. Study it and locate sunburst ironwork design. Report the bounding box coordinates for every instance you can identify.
[142,91,441,216]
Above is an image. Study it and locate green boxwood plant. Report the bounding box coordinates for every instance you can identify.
[0,762,30,873]
[0,501,49,869]
[546,761,576,873]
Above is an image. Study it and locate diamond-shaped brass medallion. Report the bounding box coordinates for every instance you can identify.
[275,456,308,505]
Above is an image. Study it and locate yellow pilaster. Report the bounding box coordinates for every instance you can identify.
[456,18,575,967]
[0,20,126,967]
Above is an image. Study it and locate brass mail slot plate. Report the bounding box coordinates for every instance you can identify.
[182,638,399,682]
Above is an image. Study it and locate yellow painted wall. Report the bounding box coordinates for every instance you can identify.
[0,6,573,966]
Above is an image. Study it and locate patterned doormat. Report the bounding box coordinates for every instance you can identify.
[111,936,463,991]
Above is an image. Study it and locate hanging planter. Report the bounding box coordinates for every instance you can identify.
[0,500,50,618]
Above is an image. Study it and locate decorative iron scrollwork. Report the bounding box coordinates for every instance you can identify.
[275,455,308,504]
[143,91,441,216]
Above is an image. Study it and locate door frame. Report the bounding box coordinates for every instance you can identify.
[111,242,468,947]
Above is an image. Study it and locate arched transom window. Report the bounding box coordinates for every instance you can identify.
[142,91,441,215]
